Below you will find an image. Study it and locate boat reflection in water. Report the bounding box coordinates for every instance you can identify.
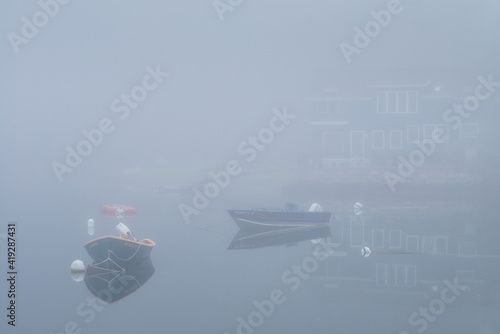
[72,222,155,303]
[84,255,155,304]
[227,202,332,249]
[229,224,331,250]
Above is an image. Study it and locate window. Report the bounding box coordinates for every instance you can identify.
[407,125,419,143]
[350,217,364,247]
[376,264,385,286]
[373,130,384,149]
[459,242,477,257]
[377,91,418,113]
[460,123,479,137]
[389,230,401,249]
[372,229,384,248]
[377,92,387,113]
[314,100,328,113]
[323,132,343,159]
[386,264,397,286]
[406,235,419,253]
[422,236,448,255]
[406,265,417,287]
[312,100,339,116]
[329,100,339,115]
[423,124,449,143]
[376,264,417,287]
[434,236,448,255]
[330,219,343,244]
[390,130,402,149]
[387,92,397,113]
[422,236,433,254]
[351,131,365,159]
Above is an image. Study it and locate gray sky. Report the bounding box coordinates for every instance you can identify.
[2,0,499,189]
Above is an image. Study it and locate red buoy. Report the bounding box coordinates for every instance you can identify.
[101,205,136,217]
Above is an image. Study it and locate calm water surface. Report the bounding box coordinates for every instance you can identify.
[3,185,498,334]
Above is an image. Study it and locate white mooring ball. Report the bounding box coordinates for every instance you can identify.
[70,260,86,282]
[361,246,371,258]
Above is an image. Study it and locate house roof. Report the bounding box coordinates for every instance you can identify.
[309,67,485,98]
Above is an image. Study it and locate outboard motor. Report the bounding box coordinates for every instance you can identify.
[308,203,323,212]
[115,223,136,241]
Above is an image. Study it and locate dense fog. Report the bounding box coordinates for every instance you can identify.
[1,1,499,333]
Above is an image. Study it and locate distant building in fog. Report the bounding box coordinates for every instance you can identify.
[304,68,485,171]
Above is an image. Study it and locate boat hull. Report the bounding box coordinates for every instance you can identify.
[228,209,331,229]
[84,236,154,263]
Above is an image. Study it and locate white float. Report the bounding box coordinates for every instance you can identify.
[70,260,86,282]
[354,202,363,215]
[361,246,371,257]
[87,219,94,235]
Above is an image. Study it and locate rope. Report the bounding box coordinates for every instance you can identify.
[370,248,500,258]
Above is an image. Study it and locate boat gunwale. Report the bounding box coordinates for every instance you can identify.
[84,235,155,247]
